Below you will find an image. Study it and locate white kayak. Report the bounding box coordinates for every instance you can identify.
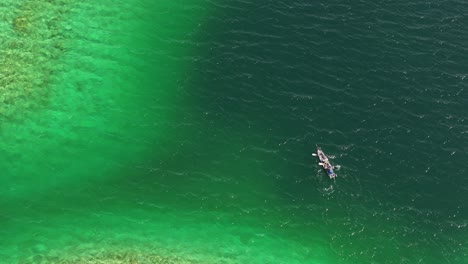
[314,146,336,179]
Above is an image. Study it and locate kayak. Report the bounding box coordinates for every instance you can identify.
[315,146,337,179]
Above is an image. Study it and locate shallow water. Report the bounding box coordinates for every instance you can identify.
[1,0,467,263]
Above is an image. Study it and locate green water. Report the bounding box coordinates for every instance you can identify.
[1,0,467,263]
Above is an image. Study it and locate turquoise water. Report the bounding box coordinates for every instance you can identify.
[1,0,467,263]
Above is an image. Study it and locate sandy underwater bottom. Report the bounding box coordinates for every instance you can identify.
[4,204,325,264]
[0,0,266,263]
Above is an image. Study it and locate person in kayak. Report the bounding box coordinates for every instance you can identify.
[323,162,334,173]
